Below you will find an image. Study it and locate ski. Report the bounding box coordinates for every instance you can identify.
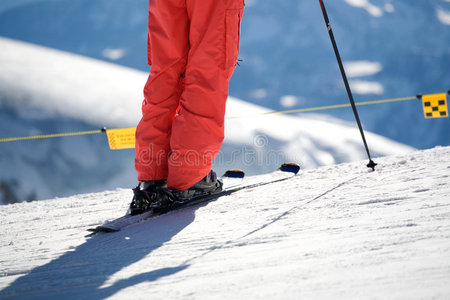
[87,163,299,235]
[166,162,300,212]
[87,169,246,235]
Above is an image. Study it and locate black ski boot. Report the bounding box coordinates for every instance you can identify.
[129,179,167,215]
[153,170,223,213]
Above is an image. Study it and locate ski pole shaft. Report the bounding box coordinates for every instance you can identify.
[318,0,376,170]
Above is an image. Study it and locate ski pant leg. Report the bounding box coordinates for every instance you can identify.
[167,0,245,190]
[135,0,189,181]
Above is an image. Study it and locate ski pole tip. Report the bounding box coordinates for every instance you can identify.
[367,160,377,171]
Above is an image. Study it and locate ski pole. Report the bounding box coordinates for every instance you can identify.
[318,0,377,171]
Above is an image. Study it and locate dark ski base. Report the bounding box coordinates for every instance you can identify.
[87,163,300,235]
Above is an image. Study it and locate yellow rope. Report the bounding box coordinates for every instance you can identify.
[0,129,103,143]
[0,94,428,143]
[226,96,417,119]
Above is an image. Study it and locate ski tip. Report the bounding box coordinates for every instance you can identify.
[222,169,245,178]
[279,162,300,174]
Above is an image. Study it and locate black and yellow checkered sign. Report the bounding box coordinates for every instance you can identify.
[422,93,448,118]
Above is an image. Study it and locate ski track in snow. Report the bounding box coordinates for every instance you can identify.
[0,147,450,299]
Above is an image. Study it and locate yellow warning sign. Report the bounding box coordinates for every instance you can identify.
[422,93,448,119]
[106,127,136,150]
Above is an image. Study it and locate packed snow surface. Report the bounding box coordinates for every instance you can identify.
[1,146,449,299]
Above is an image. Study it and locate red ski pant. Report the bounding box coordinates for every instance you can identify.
[135,0,244,190]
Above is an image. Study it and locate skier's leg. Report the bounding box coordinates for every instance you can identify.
[135,0,189,182]
[168,0,245,190]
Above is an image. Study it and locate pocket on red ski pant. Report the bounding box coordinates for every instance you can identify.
[224,6,244,75]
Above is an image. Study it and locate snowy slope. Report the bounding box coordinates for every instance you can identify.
[0,146,449,299]
[0,37,413,203]
[0,37,145,127]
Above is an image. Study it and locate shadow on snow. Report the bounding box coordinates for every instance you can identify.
[0,207,197,299]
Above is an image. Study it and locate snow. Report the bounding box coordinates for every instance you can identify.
[436,7,450,25]
[279,95,300,108]
[0,37,145,128]
[343,0,384,17]
[0,146,449,299]
[102,48,127,61]
[344,61,383,78]
[0,4,448,297]
[343,61,384,95]
[384,3,395,13]
[348,80,384,95]
[249,88,268,100]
